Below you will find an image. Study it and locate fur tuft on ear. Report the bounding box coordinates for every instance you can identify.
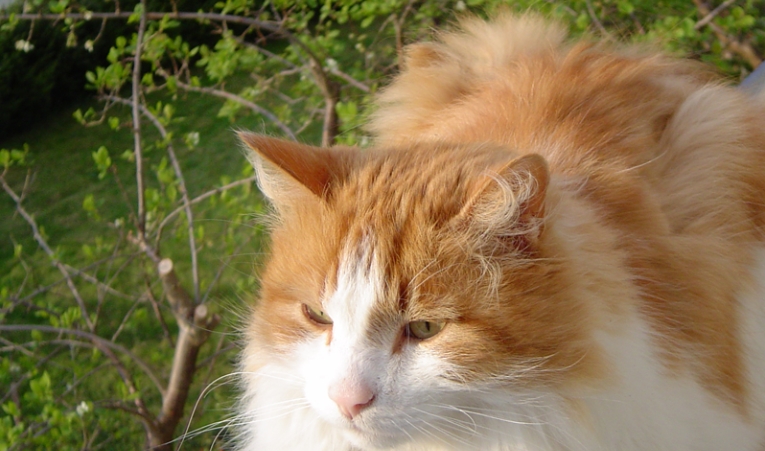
[238,132,355,212]
[460,153,550,251]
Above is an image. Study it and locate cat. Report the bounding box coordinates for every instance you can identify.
[234,13,765,451]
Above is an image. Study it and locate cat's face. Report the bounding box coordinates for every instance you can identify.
[240,134,598,448]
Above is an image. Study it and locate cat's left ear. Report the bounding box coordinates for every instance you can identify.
[460,153,550,248]
[239,132,354,209]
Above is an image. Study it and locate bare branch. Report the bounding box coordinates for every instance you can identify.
[161,80,297,140]
[64,262,136,301]
[132,0,148,237]
[6,252,140,312]
[103,94,201,302]
[0,11,286,33]
[585,0,616,42]
[153,258,220,449]
[155,175,257,241]
[693,0,762,67]
[695,0,737,30]
[145,282,175,346]
[0,174,95,332]
[328,66,371,93]
[0,324,165,397]
[100,400,159,428]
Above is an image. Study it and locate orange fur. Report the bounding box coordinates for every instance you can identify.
[241,13,765,436]
[366,13,765,409]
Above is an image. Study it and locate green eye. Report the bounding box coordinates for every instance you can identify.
[406,320,446,340]
[302,303,333,325]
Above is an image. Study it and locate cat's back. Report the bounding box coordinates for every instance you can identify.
[368,13,765,450]
[370,12,765,256]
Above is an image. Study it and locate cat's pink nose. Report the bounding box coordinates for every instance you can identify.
[328,382,375,419]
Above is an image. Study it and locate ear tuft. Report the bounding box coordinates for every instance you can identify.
[461,153,550,249]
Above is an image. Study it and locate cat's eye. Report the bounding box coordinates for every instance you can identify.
[406,320,446,340]
[302,303,333,325]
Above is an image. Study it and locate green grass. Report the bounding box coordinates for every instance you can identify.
[0,89,255,260]
[0,84,288,448]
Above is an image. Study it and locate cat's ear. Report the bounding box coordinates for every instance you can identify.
[239,132,352,208]
[460,153,550,249]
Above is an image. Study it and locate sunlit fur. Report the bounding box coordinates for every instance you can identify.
[235,13,765,451]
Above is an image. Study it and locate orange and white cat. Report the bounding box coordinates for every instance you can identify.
[235,14,765,451]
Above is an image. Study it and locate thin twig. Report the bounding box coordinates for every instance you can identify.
[110,300,141,342]
[585,0,616,42]
[132,0,148,237]
[0,11,287,34]
[0,174,95,332]
[161,81,296,140]
[7,252,140,310]
[328,67,371,93]
[0,324,165,397]
[145,281,175,347]
[695,0,737,30]
[693,0,762,67]
[104,94,201,302]
[64,262,136,301]
[155,175,257,242]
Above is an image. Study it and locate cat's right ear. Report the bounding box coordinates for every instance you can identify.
[239,133,353,210]
[458,153,550,251]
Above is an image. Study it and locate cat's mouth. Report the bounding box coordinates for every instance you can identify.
[339,419,406,450]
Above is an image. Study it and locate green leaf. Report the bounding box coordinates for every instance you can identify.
[617,1,634,15]
[82,194,98,215]
[0,150,9,169]
[73,109,85,124]
[163,104,175,121]
[29,372,52,401]
[360,15,374,28]
[576,13,590,30]
[10,149,26,165]
[128,3,144,24]
[166,183,177,202]
[166,75,177,93]
[108,117,120,130]
[92,146,112,179]
[143,73,156,87]
[184,132,200,149]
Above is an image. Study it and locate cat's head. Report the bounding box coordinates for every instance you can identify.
[239,133,601,448]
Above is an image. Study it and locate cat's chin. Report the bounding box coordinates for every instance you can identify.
[339,422,408,451]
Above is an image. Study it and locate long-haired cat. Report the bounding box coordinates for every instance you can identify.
[235,13,765,451]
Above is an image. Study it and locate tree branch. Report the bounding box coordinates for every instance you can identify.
[0,174,95,332]
[155,175,257,242]
[0,324,165,397]
[693,0,762,67]
[694,0,737,30]
[132,0,148,237]
[153,258,220,450]
[585,0,616,42]
[104,94,201,302]
[0,11,285,33]
[163,80,297,140]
